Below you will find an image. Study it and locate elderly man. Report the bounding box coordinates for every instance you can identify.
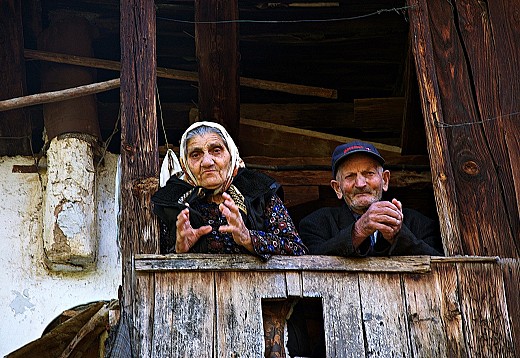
[299,141,443,256]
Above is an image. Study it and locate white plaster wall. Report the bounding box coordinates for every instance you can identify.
[0,154,122,356]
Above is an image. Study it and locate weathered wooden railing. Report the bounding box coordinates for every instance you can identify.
[132,254,517,357]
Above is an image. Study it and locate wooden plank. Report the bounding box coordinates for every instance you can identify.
[403,267,449,357]
[401,32,428,155]
[457,262,515,357]
[240,103,353,130]
[134,254,432,273]
[407,0,464,255]
[354,97,404,133]
[0,0,32,155]
[134,273,155,358]
[195,0,240,137]
[433,262,467,357]
[150,272,171,357]
[240,117,403,160]
[500,259,520,356]
[24,49,337,99]
[215,271,287,357]
[358,273,411,357]
[156,271,215,358]
[359,273,411,357]
[285,272,302,297]
[280,185,320,208]
[302,272,364,357]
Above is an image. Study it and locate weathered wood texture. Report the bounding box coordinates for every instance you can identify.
[119,1,159,357]
[0,0,32,155]
[408,0,520,257]
[133,256,517,357]
[195,0,240,138]
[501,259,520,355]
[0,79,120,112]
[24,49,337,99]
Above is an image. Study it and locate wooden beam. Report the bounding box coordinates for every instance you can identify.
[0,79,120,112]
[400,31,428,155]
[0,0,32,155]
[239,117,407,161]
[24,49,337,99]
[195,0,240,137]
[134,254,432,273]
[354,97,404,133]
[408,0,519,257]
[119,0,159,356]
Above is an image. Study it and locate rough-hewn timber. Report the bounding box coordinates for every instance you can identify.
[133,255,517,357]
[119,2,160,358]
[408,0,519,257]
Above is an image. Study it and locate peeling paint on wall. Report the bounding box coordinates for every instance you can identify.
[9,289,35,316]
[0,154,121,356]
[43,137,97,270]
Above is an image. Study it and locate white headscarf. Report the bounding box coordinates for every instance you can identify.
[169,121,244,193]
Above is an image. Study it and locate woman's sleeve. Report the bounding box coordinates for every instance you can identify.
[249,194,308,259]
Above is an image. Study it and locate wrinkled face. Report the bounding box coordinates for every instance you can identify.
[186,133,231,190]
[331,153,389,214]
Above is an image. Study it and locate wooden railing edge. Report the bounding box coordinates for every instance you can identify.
[134,254,432,273]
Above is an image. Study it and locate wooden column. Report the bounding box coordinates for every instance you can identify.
[0,0,32,155]
[38,17,101,141]
[407,0,519,257]
[120,0,159,355]
[195,0,240,138]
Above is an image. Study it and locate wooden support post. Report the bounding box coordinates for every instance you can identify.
[38,17,101,140]
[195,0,240,138]
[0,0,32,155]
[408,0,519,257]
[120,0,159,355]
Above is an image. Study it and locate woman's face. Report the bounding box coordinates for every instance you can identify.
[186,132,231,189]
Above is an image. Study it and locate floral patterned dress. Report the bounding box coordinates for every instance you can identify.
[190,194,307,260]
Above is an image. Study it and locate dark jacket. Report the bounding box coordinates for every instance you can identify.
[299,203,443,256]
[152,168,283,254]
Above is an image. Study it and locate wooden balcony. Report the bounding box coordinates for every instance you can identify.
[133,254,517,357]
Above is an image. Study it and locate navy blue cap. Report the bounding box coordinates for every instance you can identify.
[332,141,385,176]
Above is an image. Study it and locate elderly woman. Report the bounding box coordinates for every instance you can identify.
[152,121,307,260]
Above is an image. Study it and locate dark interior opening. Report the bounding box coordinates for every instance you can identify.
[262,297,326,358]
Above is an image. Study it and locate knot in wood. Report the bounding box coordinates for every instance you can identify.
[462,160,479,176]
[132,177,159,195]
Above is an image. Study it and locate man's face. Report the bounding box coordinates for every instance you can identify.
[186,132,231,190]
[331,153,389,214]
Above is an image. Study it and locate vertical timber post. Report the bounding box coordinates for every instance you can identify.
[120,0,159,355]
[195,0,240,139]
[0,0,32,155]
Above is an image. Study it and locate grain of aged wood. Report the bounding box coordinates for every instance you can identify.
[408,0,519,257]
[119,1,159,357]
[0,79,120,112]
[500,259,520,357]
[25,49,337,99]
[134,254,432,273]
[407,0,462,256]
[359,273,411,357]
[0,0,32,155]
[132,256,518,357]
[303,272,364,357]
[458,262,515,357]
[403,267,449,357]
[195,0,240,137]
